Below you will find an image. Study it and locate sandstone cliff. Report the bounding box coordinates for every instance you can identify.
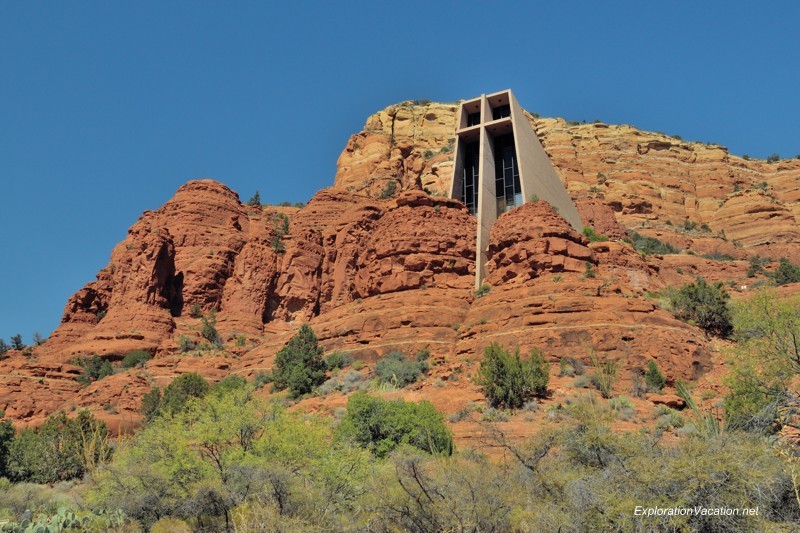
[2,99,798,444]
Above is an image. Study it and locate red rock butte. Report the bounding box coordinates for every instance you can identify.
[2,97,800,446]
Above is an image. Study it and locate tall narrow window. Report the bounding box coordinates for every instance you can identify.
[466,112,481,127]
[493,134,521,215]
[462,142,479,215]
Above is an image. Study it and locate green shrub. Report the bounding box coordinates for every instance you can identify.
[589,351,618,399]
[177,334,197,353]
[337,392,453,457]
[325,351,354,370]
[0,415,13,478]
[200,309,222,348]
[669,278,732,336]
[644,360,666,391]
[380,181,398,199]
[10,334,24,351]
[375,351,429,387]
[475,344,549,409]
[71,355,113,386]
[475,283,491,298]
[272,324,326,398]
[140,387,161,422]
[582,226,609,242]
[212,375,247,396]
[584,262,597,279]
[772,257,800,286]
[121,349,152,369]
[251,372,273,390]
[629,231,679,255]
[6,411,109,483]
[159,372,210,416]
[246,190,261,207]
[189,303,203,318]
[766,153,780,163]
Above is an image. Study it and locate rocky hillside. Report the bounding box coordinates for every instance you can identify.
[1,99,799,446]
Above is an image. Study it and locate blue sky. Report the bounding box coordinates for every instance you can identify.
[1,2,798,343]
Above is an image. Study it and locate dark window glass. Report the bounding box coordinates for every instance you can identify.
[462,142,479,215]
[493,133,520,215]
[492,104,510,120]
[467,112,481,127]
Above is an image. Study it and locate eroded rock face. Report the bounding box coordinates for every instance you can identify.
[4,100,797,435]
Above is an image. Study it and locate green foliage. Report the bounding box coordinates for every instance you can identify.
[325,351,354,370]
[628,231,679,255]
[772,257,800,286]
[582,226,609,242]
[589,351,618,399]
[475,283,491,298]
[0,339,8,357]
[189,303,203,318]
[6,411,109,484]
[379,180,398,199]
[71,355,113,386]
[0,416,13,479]
[246,190,261,206]
[121,349,152,369]
[669,277,733,336]
[584,261,597,279]
[160,373,210,416]
[475,343,549,409]
[644,360,666,391]
[766,153,781,163]
[140,387,162,422]
[270,212,290,253]
[701,251,735,262]
[10,334,24,351]
[272,324,326,398]
[211,375,247,396]
[251,372,273,390]
[200,309,222,348]
[724,290,800,433]
[338,392,453,457]
[177,334,197,353]
[375,351,428,387]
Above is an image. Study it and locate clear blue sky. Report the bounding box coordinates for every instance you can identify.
[1,2,798,343]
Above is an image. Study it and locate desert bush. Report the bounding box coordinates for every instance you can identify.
[121,349,152,369]
[158,372,210,417]
[582,226,609,242]
[644,360,666,391]
[669,277,733,336]
[200,309,223,348]
[475,344,549,408]
[251,372,273,390]
[272,324,327,398]
[475,283,491,298]
[337,392,453,457]
[6,411,110,484]
[589,351,617,399]
[325,351,354,371]
[375,351,428,387]
[71,355,113,386]
[772,257,800,286]
[628,231,679,255]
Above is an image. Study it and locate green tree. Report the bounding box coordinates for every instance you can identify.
[140,386,162,422]
[272,324,326,398]
[10,334,24,351]
[246,190,261,207]
[0,339,9,356]
[160,373,210,416]
[338,392,453,457]
[122,349,152,369]
[724,290,800,432]
[669,277,733,336]
[475,343,550,409]
[6,411,109,483]
[0,413,14,478]
[200,309,222,348]
[773,257,800,286]
[73,354,114,386]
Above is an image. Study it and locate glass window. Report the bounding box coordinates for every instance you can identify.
[466,112,481,127]
[493,134,520,215]
[492,104,510,120]
[462,142,479,215]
